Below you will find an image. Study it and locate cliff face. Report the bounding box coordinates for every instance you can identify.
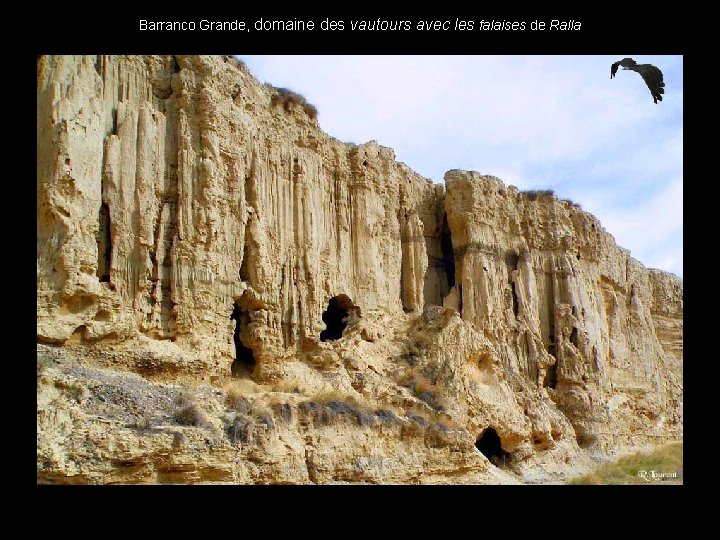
[36,55,682,484]
[37,55,442,370]
[443,172,683,447]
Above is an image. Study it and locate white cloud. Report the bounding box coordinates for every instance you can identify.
[584,176,683,276]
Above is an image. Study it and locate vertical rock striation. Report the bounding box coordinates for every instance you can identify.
[37,55,443,369]
[37,56,682,482]
[443,171,682,447]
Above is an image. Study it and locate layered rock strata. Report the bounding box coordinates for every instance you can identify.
[36,55,682,484]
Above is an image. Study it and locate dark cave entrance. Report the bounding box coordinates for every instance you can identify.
[475,427,509,466]
[570,326,579,347]
[545,327,557,366]
[96,202,112,282]
[320,294,360,342]
[576,433,596,449]
[230,304,256,377]
[505,250,520,271]
[239,251,251,283]
[506,250,520,317]
[510,282,519,317]
[440,213,456,289]
[543,362,558,389]
[546,333,556,359]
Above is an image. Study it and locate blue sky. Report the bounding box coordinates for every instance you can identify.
[240,55,683,277]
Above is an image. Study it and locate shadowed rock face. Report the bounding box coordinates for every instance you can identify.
[36,55,682,484]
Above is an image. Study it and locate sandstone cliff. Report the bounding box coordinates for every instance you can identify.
[36,55,683,484]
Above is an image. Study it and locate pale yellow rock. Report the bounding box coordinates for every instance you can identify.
[36,55,682,484]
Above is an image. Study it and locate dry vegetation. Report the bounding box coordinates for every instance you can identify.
[224,387,251,413]
[522,189,555,201]
[269,85,318,119]
[567,442,683,485]
[271,378,307,394]
[37,355,54,380]
[561,198,582,209]
[311,389,368,408]
[133,411,154,430]
[174,369,460,447]
[296,390,379,428]
[173,391,211,428]
[225,378,265,398]
[398,368,450,412]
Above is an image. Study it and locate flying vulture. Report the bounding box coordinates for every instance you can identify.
[611,58,665,103]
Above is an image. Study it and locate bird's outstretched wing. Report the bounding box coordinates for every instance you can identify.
[610,61,621,79]
[631,64,665,103]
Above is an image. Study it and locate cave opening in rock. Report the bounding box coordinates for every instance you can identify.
[231,304,256,377]
[96,202,112,282]
[544,362,558,389]
[440,213,456,289]
[475,427,509,466]
[510,282,519,317]
[239,232,252,283]
[576,432,596,448]
[506,251,520,318]
[506,250,520,271]
[570,326,579,347]
[320,294,360,342]
[546,307,557,360]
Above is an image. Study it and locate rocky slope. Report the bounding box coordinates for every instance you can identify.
[36,55,683,484]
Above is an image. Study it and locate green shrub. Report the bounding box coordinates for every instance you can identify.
[568,443,683,485]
